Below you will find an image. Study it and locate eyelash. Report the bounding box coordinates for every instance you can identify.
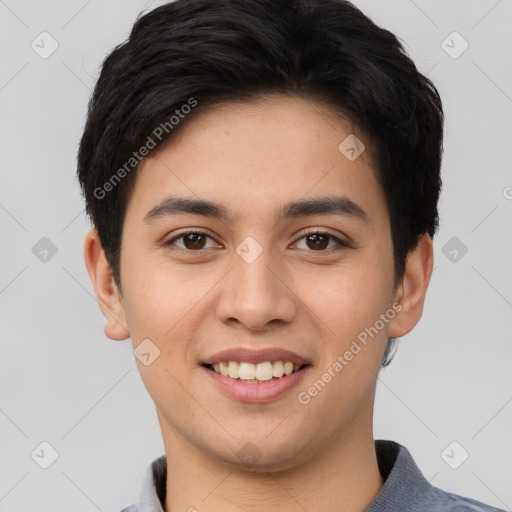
[164,229,351,253]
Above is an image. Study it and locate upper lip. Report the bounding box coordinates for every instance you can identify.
[201,347,311,366]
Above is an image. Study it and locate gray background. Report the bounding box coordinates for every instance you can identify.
[1,0,511,510]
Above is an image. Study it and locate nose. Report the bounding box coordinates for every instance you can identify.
[215,243,297,332]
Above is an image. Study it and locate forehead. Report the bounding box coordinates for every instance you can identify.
[125,94,387,230]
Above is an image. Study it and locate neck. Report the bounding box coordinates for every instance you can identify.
[160,417,384,512]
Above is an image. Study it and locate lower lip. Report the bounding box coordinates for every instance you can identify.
[203,365,311,403]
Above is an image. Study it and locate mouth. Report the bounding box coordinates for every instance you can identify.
[200,347,312,402]
[201,360,310,383]
[202,362,311,402]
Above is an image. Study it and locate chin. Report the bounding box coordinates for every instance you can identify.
[209,435,312,473]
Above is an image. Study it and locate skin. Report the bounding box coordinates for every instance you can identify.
[84,94,433,512]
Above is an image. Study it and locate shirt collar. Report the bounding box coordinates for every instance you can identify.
[365,440,431,511]
[136,455,166,512]
[135,440,429,512]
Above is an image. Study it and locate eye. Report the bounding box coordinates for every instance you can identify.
[293,230,350,252]
[164,230,350,253]
[164,231,219,251]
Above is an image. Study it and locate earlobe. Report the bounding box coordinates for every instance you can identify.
[388,233,434,338]
[83,228,130,341]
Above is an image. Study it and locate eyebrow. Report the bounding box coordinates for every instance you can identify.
[143,195,370,226]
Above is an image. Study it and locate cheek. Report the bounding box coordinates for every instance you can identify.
[121,245,178,326]
[122,268,196,404]
[121,258,214,361]
[310,265,389,329]
[298,256,392,375]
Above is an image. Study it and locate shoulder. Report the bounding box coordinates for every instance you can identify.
[426,486,507,512]
[370,440,506,512]
[119,505,138,512]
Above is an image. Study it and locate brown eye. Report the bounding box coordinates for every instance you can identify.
[182,233,207,250]
[165,231,215,251]
[305,233,329,250]
[294,231,349,252]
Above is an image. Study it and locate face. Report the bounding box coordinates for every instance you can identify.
[99,94,409,470]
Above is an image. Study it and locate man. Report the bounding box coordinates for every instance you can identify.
[77,0,505,510]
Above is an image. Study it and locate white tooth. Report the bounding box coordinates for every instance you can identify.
[239,362,256,380]
[219,361,229,377]
[228,361,240,379]
[216,360,299,380]
[283,361,294,375]
[256,361,274,381]
[272,361,284,377]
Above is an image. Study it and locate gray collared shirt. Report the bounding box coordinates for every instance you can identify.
[120,440,506,511]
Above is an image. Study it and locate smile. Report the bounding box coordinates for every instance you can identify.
[202,362,311,402]
[205,360,305,382]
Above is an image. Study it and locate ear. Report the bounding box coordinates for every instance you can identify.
[83,228,130,341]
[388,233,434,338]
